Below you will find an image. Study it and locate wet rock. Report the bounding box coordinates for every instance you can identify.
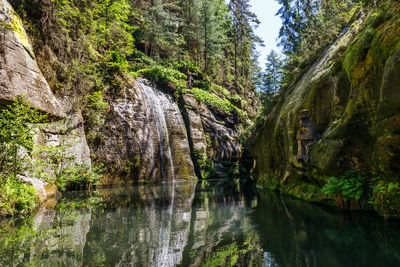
[182,93,242,176]
[0,0,64,118]
[94,80,196,183]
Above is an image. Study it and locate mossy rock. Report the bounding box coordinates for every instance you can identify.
[377,49,400,120]
[310,139,345,172]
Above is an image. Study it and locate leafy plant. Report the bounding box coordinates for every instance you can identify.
[0,98,48,216]
[0,176,37,216]
[56,164,103,192]
[183,87,245,117]
[138,65,187,90]
[321,170,368,209]
[370,179,400,218]
[0,97,47,177]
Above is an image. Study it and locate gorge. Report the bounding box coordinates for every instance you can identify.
[1,0,400,265]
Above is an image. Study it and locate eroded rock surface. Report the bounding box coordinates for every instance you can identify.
[250,6,400,197]
[94,80,196,183]
[182,93,242,176]
[0,0,64,117]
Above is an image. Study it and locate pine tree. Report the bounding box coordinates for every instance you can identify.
[228,0,261,80]
[199,0,225,72]
[144,0,183,59]
[262,50,283,94]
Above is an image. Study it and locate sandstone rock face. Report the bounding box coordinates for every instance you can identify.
[0,0,64,117]
[182,94,242,176]
[250,7,400,196]
[18,175,58,202]
[35,111,92,170]
[94,80,196,183]
[16,111,91,201]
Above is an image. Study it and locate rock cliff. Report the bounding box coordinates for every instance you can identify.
[250,4,400,200]
[0,0,64,117]
[0,0,253,196]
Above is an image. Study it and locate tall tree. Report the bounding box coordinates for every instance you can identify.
[228,0,261,80]
[144,0,183,59]
[262,50,283,94]
[199,0,225,71]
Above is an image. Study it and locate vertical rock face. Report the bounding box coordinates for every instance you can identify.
[35,111,92,169]
[182,93,242,176]
[95,80,196,183]
[0,0,91,202]
[0,0,64,117]
[250,4,400,196]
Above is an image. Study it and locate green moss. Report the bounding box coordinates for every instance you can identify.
[138,65,187,89]
[370,179,400,218]
[183,87,245,117]
[284,182,327,202]
[8,8,31,50]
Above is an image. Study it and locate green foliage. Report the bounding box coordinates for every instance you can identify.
[184,87,245,117]
[262,50,283,94]
[104,51,131,73]
[210,83,231,98]
[0,175,37,216]
[321,170,367,201]
[138,65,187,89]
[193,150,217,179]
[171,58,203,75]
[56,164,103,192]
[0,98,47,177]
[276,0,358,88]
[370,178,400,218]
[202,243,239,267]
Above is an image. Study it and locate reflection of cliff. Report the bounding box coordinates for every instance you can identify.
[253,191,400,267]
[180,183,264,267]
[0,205,92,266]
[83,181,196,267]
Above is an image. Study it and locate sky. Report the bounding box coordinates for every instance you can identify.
[249,0,282,70]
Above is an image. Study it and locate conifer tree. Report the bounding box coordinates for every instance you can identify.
[228,0,261,79]
[145,0,183,58]
[262,50,283,94]
[199,0,225,72]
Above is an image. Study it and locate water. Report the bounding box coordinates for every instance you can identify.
[140,80,176,181]
[1,180,400,267]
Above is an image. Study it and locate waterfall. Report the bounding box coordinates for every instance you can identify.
[139,80,176,182]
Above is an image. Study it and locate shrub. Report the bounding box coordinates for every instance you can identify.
[170,58,202,75]
[0,175,37,216]
[321,170,368,209]
[138,65,187,89]
[56,164,103,192]
[210,83,231,98]
[370,179,400,218]
[0,98,47,176]
[183,87,245,117]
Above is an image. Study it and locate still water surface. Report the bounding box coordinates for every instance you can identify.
[1,180,400,266]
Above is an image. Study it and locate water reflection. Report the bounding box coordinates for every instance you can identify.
[1,180,400,266]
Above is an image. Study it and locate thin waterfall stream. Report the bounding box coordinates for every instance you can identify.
[139,80,180,265]
[139,80,176,182]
